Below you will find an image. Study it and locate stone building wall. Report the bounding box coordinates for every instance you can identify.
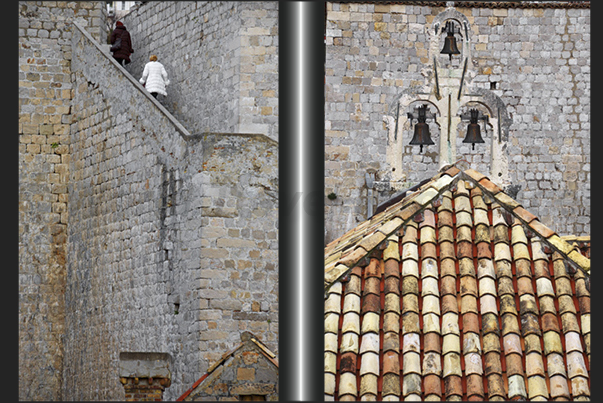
[121,1,279,141]
[324,1,590,243]
[19,2,278,401]
[196,133,279,367]
[18,2,106,400]
[61,23,278,401]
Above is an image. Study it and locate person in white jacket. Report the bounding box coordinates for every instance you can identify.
[140,55,170,99]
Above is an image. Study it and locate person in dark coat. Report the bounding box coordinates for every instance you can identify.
[110,21,134,65]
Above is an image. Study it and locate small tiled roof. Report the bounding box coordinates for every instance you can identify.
[177,332,278,401]
[324,165,590,401]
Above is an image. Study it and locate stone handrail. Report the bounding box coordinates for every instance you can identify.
[72,21,192,139]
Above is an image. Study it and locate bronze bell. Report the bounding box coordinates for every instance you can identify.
[463,109,485,150]
[440,21,460,60]
[409,105,434,152]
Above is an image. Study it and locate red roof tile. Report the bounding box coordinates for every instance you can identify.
[324,166,590,401]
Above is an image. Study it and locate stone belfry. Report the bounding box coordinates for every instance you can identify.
[384,3,512,189]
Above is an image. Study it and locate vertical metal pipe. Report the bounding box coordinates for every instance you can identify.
[279,2,325,401]
[366,172,375,218]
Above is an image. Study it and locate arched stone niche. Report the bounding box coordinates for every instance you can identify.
[430,7,472,70]
[384,5,513,189]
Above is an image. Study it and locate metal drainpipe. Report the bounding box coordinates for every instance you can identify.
[365,172,375,218]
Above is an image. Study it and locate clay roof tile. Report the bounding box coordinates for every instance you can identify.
[324,166,591,401]
[423,373,443,396]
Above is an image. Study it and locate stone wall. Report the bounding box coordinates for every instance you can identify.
[325,1,590,243]
[18,2,106,400]
[19,2,278,400]
[61,23,278,401]
[121,1,279,141]
[196,133,279,367]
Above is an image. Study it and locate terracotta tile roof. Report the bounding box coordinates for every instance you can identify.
[324,166,590,401]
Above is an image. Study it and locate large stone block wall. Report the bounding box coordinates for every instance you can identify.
[18,2,106,400]
[196,133,279,368]
[61,23,278,401]
[325,2,590,243]
[121,1,279,141]
[65,23,198,400]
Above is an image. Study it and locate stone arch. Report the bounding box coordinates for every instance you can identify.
[461,87,512,142]
[430,7,472,67]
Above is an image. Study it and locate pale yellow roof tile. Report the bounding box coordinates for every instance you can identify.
[527,375,548,399]
[340,332,359,353]
[508,374,527,399]
[325,372,336,395]
[325,312,339,334]
[325,351,337,374]
[412,187,438,206]
[421,258,439,278]
[479,294,498,315]
[477,258,496,279]
[325,332,338,353]
[473,208,489,226]
[324,292,341,314]
[442,312,460,335]
[494,243,512,262]
[342,294,361,314]
[422,278,440,297]
[402,351,421,375]
[479,277,497,297]
[359,332,380,354]
[422,313,440,334]
[359,352,380,376]
[567,350,588,379]
[383,236,400,261]
[361,312,380,334]
[402,259,419,277]
[402,242,419,261]
[442,334,461,355]
[442,352,462,377]
[536,278,555,297]
[571,375,590,397]
[422,294,441,315]
[455,211,473,228]
[338,372,358,397]
[547,352,567,377]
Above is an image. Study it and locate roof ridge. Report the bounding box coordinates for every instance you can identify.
[325,166,463,291]
[324,166,589,294]
[176,333,278,401]
[461,169,590,276]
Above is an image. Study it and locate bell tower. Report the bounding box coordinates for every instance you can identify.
[384,3,513,188]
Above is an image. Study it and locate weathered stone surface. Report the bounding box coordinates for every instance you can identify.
[324,2,590,243]
[122,2,279,142]
[18,2,106,401]
[20,2,279,401]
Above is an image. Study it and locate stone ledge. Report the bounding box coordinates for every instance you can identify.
[118,352,172,380]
